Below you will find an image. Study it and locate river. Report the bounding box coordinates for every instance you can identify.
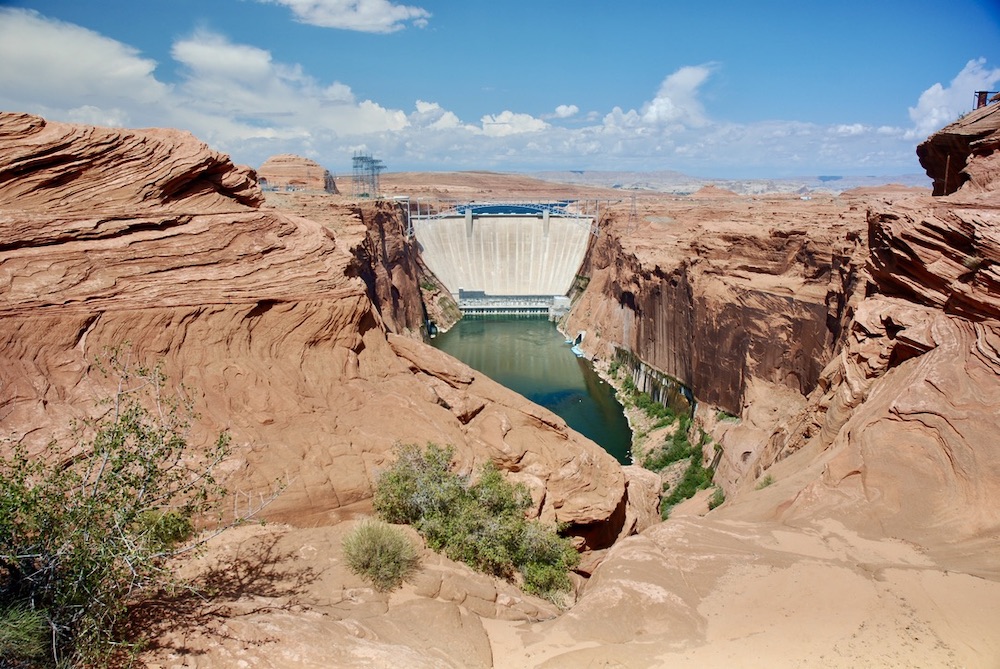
[430,316,632,464]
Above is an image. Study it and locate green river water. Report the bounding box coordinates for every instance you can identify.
[431,317,632,464]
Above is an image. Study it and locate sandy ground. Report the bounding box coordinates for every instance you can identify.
[481,516,1000,668]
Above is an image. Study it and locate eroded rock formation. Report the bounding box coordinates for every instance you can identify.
[257,153,339,193]
[4,111,1000,667]
[917,99,1000,195]
[0,113,626,542]
[565,196,868,416]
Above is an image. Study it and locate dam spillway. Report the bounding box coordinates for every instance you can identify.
[411,203,595,314]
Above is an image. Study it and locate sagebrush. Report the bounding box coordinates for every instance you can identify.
[373,443,579,602]
[342,520,419,592]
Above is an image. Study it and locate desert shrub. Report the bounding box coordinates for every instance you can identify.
[342,520,419,592]
[515,521,578,596]
[0,606,48,663]
[962,254,984,271]
[430,463,532,578]
[618,375,678,431]
[755,474,775,490]
[633,391,674,425]
[373,444,579,602]
[641,414,693,471]
[708,487,726,510]
[660,444,715,518]
[0,348,269,667]
[373,443,466,525]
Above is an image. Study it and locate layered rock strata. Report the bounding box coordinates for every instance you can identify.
[917,99,1000,195]
[0,113,626,543]
[565,196,868,415]
[257,153,338,193]
[734,192,1000,553]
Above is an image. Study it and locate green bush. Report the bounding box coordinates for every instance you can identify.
[660,444,715,518]
[708,487,726,510]
[0,348,258,667]
[373,444,579,602]
[373,443,466,526]
[342,520,419,592]
[618,375,679,430]
[0,606,48,663]
[755,474,775,490]
[642,415,693,471]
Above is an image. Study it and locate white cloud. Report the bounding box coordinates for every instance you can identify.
[640,65,713,126]
[66,105,132,127]
[479,111,549,137]
[553,104,579,119]
[258,0,430,33]
[171,29,409,138]
[831,123,867,136]
[411,100,465,130]
[907,58,1000,139]
[172,31,276,83]
[0,8,168,122]
[0,11,942,178]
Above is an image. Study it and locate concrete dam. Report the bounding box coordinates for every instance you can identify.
[412,203,595,315]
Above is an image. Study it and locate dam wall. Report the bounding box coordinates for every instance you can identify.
[413,213,592,297]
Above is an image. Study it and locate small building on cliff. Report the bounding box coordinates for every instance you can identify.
[257,154,339,193]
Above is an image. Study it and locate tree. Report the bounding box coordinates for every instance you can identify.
[0,348,271,666]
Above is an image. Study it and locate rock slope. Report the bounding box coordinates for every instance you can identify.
[917,99,1000,196]
[0,112,626,539]
[4,112,1000,667]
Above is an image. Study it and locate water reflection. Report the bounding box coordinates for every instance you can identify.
[432,317,631,464]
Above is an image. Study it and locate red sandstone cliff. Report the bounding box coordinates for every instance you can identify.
[917,100,1000,196]
[4,112,1000,667]
[565,194,868,417]
[257,153,339,193]
[0,113,626,544]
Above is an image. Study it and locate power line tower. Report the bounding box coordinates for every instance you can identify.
[352,152,385,198]
[626,192,638,235]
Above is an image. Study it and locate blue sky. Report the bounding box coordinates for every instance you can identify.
[1,0,999,178]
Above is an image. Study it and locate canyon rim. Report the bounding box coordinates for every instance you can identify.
[1,103,999,667]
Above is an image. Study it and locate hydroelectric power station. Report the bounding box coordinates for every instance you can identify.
[409,201,598,318]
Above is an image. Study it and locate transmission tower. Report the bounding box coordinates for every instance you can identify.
[352,152,386,198]
[626,192,638,235]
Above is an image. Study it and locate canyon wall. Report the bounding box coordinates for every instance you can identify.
[917,99,1000,196]
[0,113,630,546]
[565,194,868,418]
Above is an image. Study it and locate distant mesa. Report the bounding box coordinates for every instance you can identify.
[258,154,338,194]
[689,184,738,198]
